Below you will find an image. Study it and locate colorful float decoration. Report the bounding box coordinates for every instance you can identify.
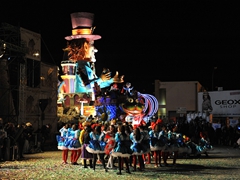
[57,12,158,125]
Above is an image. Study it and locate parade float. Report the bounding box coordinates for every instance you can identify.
[57,12,158,126]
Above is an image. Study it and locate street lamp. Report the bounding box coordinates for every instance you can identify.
[212,67,217,91]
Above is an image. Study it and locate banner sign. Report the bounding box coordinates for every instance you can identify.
[198,90,240,117]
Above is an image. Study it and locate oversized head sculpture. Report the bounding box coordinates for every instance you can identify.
[60,12,124,95]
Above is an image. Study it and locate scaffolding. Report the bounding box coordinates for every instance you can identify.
[0,23,27,123]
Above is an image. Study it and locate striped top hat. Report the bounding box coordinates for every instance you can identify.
[65,12,101,41]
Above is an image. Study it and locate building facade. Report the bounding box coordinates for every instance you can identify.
[154,80,203,121]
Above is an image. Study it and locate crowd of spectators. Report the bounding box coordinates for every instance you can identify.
[175,117,240,148]
[0,118,51,162]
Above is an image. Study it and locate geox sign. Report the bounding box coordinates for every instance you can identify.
[198,90,240,117]
[215,99,240,108]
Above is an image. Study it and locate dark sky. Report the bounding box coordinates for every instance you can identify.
[1,0,239,93]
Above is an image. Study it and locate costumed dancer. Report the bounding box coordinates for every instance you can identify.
[79,122,93,168]
[56,123,70,164]
[167,125,179,166]
[144,119,162,164]
[86,125,108,172]
[199,129,214,156]
[176,133,192,157]
[130,127,145,171]
[144,123,154,164]
[124,124,133,168]
[139,125,151,167]
[159,124,169,167]
[111,125,132,175]
[149,121,163,167]
[186,138,205,157]
[105,124,117,169]
[67,124,81,165]
[181,135,192,157]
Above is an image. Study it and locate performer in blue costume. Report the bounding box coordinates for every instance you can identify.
[149,123,164,167]
[67,124,81,165]
[86,125,107,172]
[111,125,132,175]
[56,123,70,164]
[130,127,145,171]
[167,125,180,166]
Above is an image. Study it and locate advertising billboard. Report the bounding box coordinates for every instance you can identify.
[198,90,240,117]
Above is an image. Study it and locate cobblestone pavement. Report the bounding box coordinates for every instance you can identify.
[0,145,240,180]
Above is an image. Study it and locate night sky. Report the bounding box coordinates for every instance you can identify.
[1,0,239,94]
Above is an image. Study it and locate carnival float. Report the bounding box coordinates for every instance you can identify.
[57,12,158,126]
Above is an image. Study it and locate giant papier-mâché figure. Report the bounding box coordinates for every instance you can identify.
[61,12,124,94]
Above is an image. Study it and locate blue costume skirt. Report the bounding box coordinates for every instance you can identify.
[86,140,106,154]
[56,135,68,150]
